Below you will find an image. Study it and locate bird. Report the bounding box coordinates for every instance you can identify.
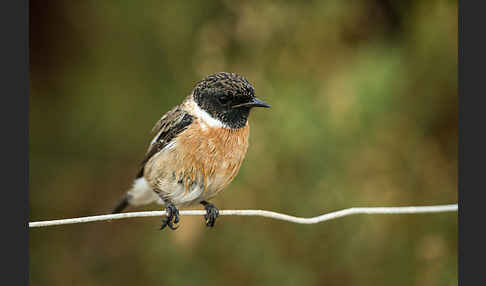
[112,72,270,230]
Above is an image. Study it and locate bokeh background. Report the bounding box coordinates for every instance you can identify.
[29,1,457,285]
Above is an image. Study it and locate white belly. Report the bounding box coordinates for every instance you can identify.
[127,177,218,207]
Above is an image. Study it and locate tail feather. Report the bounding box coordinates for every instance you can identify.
[112,194,131,214]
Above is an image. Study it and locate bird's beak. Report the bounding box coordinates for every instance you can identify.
[232,98,271,109]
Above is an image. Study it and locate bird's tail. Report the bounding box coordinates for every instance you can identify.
[112,178,158,213]
[112,194,131,214]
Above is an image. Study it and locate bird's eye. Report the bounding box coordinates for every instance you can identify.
[217,95,230,105]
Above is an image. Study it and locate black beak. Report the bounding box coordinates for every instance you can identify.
[232,98,271,109]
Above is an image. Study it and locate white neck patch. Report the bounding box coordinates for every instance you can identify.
[188,97,227,129]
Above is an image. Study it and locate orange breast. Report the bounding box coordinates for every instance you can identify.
[174,120,249,196]
[144,119,250,202]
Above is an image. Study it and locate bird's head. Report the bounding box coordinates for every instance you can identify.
[192,72,270,129]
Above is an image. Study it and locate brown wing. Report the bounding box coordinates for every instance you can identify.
[136,105,193,178]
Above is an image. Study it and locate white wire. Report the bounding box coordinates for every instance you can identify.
[28,204,458,228]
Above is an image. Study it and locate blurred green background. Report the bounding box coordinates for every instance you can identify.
[29,1,457,285]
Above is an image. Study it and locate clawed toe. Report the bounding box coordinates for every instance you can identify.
[159,200,180,231]
[201,201,219,228]
[160,217,170,230]
[160,217,179,230]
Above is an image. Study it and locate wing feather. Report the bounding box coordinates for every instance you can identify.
[136,105,193,178]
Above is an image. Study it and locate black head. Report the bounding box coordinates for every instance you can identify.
[192,72,270,129]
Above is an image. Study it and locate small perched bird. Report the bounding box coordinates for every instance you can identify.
[112,72,270,230]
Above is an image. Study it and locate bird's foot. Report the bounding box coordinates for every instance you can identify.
[201,201,219,227]
[160,200,180,231]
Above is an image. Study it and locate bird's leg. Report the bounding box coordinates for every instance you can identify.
[200,201,219,227]
[159,196,180,230]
